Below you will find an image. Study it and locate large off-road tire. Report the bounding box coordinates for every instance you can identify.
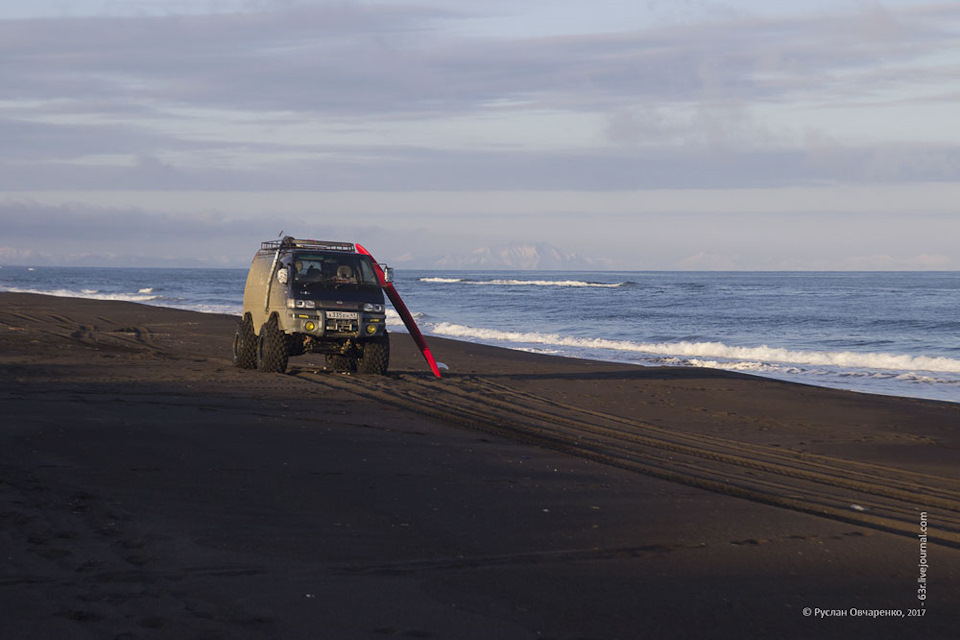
[325,354,357,373]
[357,335,389,375]
[257,315,289,373]
[232,313,258,369]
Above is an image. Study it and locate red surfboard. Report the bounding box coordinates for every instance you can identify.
[356,244,441,378]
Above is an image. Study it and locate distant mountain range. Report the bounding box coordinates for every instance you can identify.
[394,243,613,270]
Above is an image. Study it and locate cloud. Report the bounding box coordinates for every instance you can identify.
[1,5,464,115]
[3,5,959,173]
[3,192,957,270]
[5,125,960,192]
[0,198,229,239]
[0,198,260,265]
[5,4,959,117]
[0,197,469,266]
[3,2,960,268]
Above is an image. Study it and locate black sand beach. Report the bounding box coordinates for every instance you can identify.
[2,292,958,639]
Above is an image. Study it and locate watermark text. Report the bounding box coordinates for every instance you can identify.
[918,511,928,605]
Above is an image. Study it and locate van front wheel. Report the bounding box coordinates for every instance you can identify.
[357,336,390,375]
[257,316,289,373]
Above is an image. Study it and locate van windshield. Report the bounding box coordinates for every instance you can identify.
[291,253,379,290]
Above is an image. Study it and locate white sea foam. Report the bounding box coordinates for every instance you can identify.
[385,308,427,327]
[2,285,244,315]
[681,359,960,388]
[188,303,243,315]
[487,279,624,288]
[420,277,624,288]
[426,322,960,375]
[1,286,162,303]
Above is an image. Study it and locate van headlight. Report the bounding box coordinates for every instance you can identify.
[362,303,384,313]
[287,299,317,309]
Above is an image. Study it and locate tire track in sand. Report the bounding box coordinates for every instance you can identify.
[293,370,960,548]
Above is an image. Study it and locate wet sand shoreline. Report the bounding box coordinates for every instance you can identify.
[2,292,958,638]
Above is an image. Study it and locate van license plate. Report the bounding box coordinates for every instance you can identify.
[326,311,358,320]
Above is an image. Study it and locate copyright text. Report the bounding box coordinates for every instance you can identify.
[802,607,926,618]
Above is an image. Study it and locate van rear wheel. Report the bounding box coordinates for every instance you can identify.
[232,313,257,369]
[257,315,289,373]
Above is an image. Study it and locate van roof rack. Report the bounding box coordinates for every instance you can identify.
[260,237,356,253]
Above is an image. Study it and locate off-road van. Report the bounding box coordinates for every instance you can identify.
[233,237,391,374]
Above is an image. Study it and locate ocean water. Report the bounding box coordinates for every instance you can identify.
[2,266,959,404]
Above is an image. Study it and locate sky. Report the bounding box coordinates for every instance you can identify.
[2,0,959,269]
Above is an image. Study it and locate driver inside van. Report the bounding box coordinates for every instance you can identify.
[293,257,365,286]
[293,259,323,284]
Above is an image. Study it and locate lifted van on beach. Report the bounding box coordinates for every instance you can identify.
[233,237,390,374]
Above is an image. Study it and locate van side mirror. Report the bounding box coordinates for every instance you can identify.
[383,266,394,284]
[277,267,289,284]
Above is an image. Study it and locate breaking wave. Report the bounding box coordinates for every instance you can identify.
[419,277,628,288]
[0,284,242,315]
[386,308,427,325]
[1,286,162,304]
[426,322,960,375]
